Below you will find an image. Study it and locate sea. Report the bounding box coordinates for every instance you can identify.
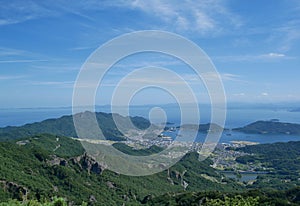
[0,105,299,144]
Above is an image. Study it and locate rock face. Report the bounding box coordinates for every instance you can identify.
[76,153,106,175]
[47,153,107,175]
[167,169,188,190]
[47,155,68,166]
[106,181,116,189]
[0,180,28,201]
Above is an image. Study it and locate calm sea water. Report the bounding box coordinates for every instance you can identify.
[163,130,300,144]
[0,106,299,143]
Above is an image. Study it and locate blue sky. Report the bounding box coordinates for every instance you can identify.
[0,0,300,107]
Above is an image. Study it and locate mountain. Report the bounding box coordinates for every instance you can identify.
[233,120,300,135]
[2,134,300,205]
[0,111,151,141]
[0,133,242,205]
[2,114,300,205]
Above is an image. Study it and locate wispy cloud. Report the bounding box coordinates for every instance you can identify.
[30,80,74,88]
[0,59,47,63]
[276,23,300,52]
[233,93,245,96]
[221,73,244,82]
[0,47,51,65]
[0,75,27,80]
[0,47,27,56]
[30,64,80,73]
[68,46,96,51]
[0,0,98,26]
[198,72,244,82]
[0,1,59,26]
[214,52,293,62]
[259,53,287,59]
[0,0,241,38]
[122,0,241,35]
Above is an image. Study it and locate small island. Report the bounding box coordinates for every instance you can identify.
[233,120,300,135]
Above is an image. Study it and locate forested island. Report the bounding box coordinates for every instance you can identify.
[233,120,300,135]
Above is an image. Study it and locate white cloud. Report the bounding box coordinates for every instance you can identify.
[0,47,27,56]
[30,80,74,88]
[0,0,241,37]
[0,47,49,64]
[0,1,58,26]
[261,53,285,58]
[261,92,269,96]
[0,75,26,80]
[0,59,47,63]
[215,52,292,62]
[233,93,245,96]
[272,20,300,52]
[124,0,241,35]
[221,73,242,81]
[200,72,244,83]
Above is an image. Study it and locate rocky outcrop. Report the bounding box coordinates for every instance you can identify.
[106,181,116,189]
[47,153,107,175]
[71,153,107,175]
[167,169,188,190]
[0,180,28,201]
[47,155,68,166]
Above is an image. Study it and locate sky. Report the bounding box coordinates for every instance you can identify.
[0,0,300,108]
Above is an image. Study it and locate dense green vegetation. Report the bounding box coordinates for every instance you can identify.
[0,197,71,206]
[145,187,300,205]
[235,141,300,190]
[0,112,151,141]
[3,188,300,206]
[233,120,300,135]
[1,135,300,205]
[0,134,241,205]
[237,141,300,173]
[2,114,300,205]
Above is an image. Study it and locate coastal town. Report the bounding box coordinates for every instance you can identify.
[77,126,270,177]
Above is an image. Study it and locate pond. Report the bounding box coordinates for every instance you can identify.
[220,171,265,182]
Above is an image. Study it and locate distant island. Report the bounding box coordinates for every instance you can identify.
[233,120,300,135]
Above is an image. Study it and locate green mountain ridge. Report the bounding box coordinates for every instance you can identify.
[2,134,300,205]
[0,111,151,141]
[0,133,242,205]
